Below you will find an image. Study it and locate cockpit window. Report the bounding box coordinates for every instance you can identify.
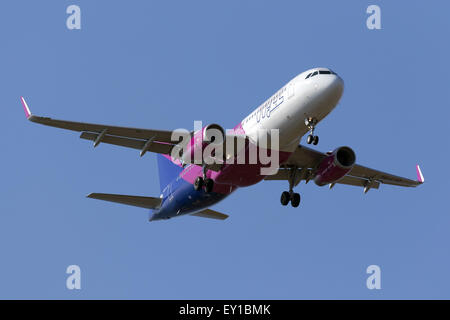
[306,70,336,79]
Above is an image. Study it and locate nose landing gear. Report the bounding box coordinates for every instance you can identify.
[305,117,319,145]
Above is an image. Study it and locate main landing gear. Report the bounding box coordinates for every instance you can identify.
[305,117,319,145]
[280,166,301,208]
[280,191,301,207]
[194,177,214,193]
[194,166,214,193]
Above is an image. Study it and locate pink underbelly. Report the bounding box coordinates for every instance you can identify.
[214,149,292,187]
[215,163,266,186]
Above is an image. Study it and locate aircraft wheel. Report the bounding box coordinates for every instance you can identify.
[313,136,319,145]
[291,193,301,207]
[307,135,314,144]
[194,177,204,191]
[280,191,290,206]
[204,178,214,193]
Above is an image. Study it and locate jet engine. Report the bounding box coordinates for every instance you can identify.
[313,146,356,186]
[202,124,225,144]
[181,124,225,164]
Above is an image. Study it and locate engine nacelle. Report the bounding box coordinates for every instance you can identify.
[181,124,225,164]
[202,124,225,144]
[314,146,356,186]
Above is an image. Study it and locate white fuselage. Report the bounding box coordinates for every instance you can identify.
[241,68,344,152]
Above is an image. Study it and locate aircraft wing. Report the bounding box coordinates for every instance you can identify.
[21,97,244,173]
[21,97,191,157]
[265,144,424,191]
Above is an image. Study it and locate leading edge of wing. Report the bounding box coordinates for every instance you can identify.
[349,163,424,187]
[20,97,184,143]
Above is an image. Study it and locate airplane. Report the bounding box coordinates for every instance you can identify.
[21,67,424,221]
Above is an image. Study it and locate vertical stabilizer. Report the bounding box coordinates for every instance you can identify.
[156,154,183,192]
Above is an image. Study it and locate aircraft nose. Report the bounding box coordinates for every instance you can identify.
[323,74,344,101]
[331,74,344,95]
[335,75,344,93]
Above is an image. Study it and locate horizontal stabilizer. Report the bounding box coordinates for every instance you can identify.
[87,193,162,209]
[191,209,229,220]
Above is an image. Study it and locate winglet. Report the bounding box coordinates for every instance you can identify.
[416,165,425,183]
[20,97,32,119]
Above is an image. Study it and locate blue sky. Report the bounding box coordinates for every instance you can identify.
[1,0,449,299]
